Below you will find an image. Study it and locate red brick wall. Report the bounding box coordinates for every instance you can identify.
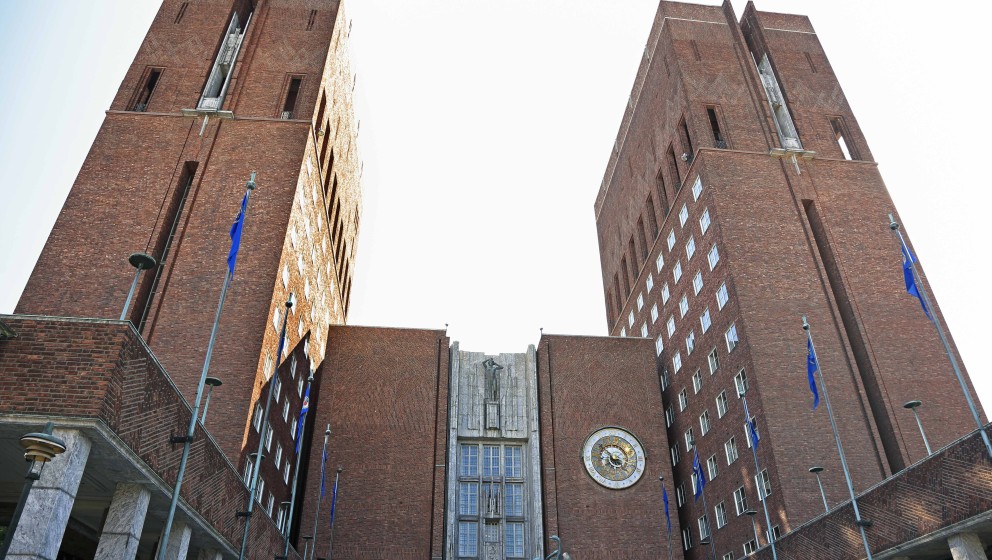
[537,334,682,560]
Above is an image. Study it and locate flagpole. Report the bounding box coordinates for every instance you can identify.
[659,477,673,560]
[158,173,256,560]
[309,425,330,560]
[327,466,342,560]
[283,373,313,557]
[803,317,873,560]
[692,446,717,560]
[239,298,293,560]
[741,393,777,560]
[888,215,992,459]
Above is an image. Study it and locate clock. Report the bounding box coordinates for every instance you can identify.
[582,427,646,489]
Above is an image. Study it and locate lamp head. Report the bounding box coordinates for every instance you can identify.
[903,400,922,410]
[809,466,824,474]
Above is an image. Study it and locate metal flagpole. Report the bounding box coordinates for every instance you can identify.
[158,173,256,560]
[239,298,293,560]
[803,317,873,560]
[283,373,314,557]
[327,466,342,560]
[692,446,717,560]
[889,215,992,459]
[741,393,777,560]
[309,425,330,560]
[659,477,673,560]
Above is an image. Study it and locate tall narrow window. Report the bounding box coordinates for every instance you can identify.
[830,117,858,160]
[668,145,682,189]
[637,218,648,261]
[656,168,670,216]
[706,106,726,148]
[198,6,253,110]
[281,76,303,119]
[131,68,162,112]
[678,118,694,163]
[645,194,659,240]
[756,54,801,149]
[629,238,639,270]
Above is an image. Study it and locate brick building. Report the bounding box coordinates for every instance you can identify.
[1,1,991,560]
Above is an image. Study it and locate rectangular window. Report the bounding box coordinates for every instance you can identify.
[253,403,263,431]
[692,370,703,394]
[706,106,727,148]
[679,295,689,318]
[734,486,748,515]
[707,454,718,480]
[651,304,659,323]
[692,176,703,201]
[756,469,771,500]
[504,483,524,516]
[698,515,711,541]
[282,399,289,422]
[483,445,500,477]
[679,118,694,163]
[676,483,686,507]
[708,244,720,270]
[273,307,282,331]
[700,308,712,333]
[725,324,739,352]
[686,330,696,355]
[686,236,696,260]
[459,482,479,515]
[684,428,694,452]
[657,253,665,272]
[734,369,748,398]
[637,293,644,311]
[723,553,735,560]
[275,443,283,466]
[708,347,719,373]
[830,117,858,160]
[682,527,693,551]
[646,273,654,292]
[620,327,626,338]
[669,145,683,189]
[716,391,729,418]
[505,523,525,557]
[281,76,303,119]
[671,445,681,465]
[504,446,522,477]
[460,445,479,477]
[725,437,739,465]
[265,422,273,451]
[678,390,688,412]
[640,323,648,338]
[673,352,682,373]
[666,406,675,428]
[661,369,671,391]
[744,540,757,555]
[699,209,711,234]
[673,261,683,284]
[662,283,671,304]
[628,311,635,328]
[655,336,664,356]
[458,522,478,556]
[667,230,676,251]
[699,410,710,436]
[646,193,660,239]
[132,68,162,112]
[667,316,676,338]
[716,282,729,309]
[692,271,703,295]
[679,204,689,227]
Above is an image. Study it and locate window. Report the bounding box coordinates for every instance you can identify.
[698,515,711,541]
[693,271,703,295]
[744,540,757,555]
[708,244,720,270]
[198,10,251,110]
[700,308,712,333]
[673,352,682,373]
[692,370,703,394]
[678,389,688,412]
[725,324,739,352]
[620,328,626,338]
[684,428,695,452]
[756,469,771,500]
[505,483,524,516]
[460,445,479,477]
[253,403,263,431]
[679,204,689,227]
[290,415,297,439]
[725,437,739,465]
[655,336,664,356]
[715,501,728,528]
[700,209,711,234]
[699,410,711,436]
[723,553,735,560]
[483,445,500,477]
[830,117,858,160]
[283,264,290,287]
[768,525,782,542]
[667,316,676,338]
[257,480,265,504]
[707,454,718,480]
[282,399,289,422]
[273,307,281,330]
[640,323,648,338]
[708,348,719,373]
[661,369,671,390]
[674,261,683,283]
[667,230,676,251]
[637,292,644,311]
[281,76,303,119]
[298,375,304,396]
[274,377,282,401]
[692,176,703,201]
[662,283,671,304]
[264,422,273,451]
[676,483,686,507]
[706,106,726,148]
[628,311,635,328]
[716,391,729,418]
[646,273,654,292]
[734,486,749,515]
[505,523,525,557]
[686,330,696,355]
[267,494,275,516]
[274,443,283,466]
[666,406,675,428]
[734,369,748,398]
[651,304,659,323]
[459,482,479,515]
[243,460,254,484]
[657,253,665,272]
[757,54,802,150]
[671,445,681,465]
[679,295,689,318]
[716,282,729,309]
[504,446,522,477]
[686,236,696,260]
[131,68,162,112]
[458,522,478,557]
[682,527,693,551]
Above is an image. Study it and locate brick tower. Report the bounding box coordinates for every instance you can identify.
[14,0,361,463]
[595,1,986,558]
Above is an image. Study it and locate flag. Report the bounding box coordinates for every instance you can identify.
[901,243,932,320]
[329,474,339,528]
[742,397,759,449]
[227,191,248,277]
[692,449,706,501]
[294,383,310,454]
[663,487,672,533]
[320,446,328,499]
[806,338,820,409]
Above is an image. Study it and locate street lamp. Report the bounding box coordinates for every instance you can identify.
[808,466,828,513]
[744,509,759,555]
[120,252,157,321]
[201,376,223,424]
[903,400,932,456]
[0,422,67,558]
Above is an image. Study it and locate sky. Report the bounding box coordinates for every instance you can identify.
[0,0,990,412]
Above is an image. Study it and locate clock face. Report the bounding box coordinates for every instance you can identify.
[582,427,646,489]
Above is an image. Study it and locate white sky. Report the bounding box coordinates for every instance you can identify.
[1,0,990,413]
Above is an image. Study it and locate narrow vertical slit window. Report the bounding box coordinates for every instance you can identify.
[645,194,659,240]
[804,51,818,73]
[656,168,670,215]
[706,106,726,148]
[668,145,682,190]
[628,238,639,270]
[637,218,648,261]
[756,54,802,149]
[281,76,303,119]
[830,117,858,160]
[174,2,189,24]
[197,5,254,111]
[132,68,162,112]
[620,256,631,297]
[678,119,694,163]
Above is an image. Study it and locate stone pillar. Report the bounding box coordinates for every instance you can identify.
[162,519,193,560]
[949,533,989,560]
[7,429,92,560]
[93,483,151,559]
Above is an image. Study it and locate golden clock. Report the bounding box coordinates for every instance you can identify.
[582,427,646,489]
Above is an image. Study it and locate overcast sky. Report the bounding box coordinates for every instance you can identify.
[1,0,989,412]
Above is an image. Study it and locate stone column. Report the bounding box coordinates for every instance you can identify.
[162,519,193,560]
[949,533,989,560]
[93,483,151,559]
[7,429,92,560]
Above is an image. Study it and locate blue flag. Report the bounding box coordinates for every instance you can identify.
[329,475,339,528]
[294,383,310,454]
[692,449,706,501]
[227,191,248,277]
[806,338,821,409]
[319,446,327,498]
[742,397,759,449]
[901,243,932,320]
[663,487,671,533]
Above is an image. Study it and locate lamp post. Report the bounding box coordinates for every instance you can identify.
[120,252,157,321]
[0,422,67,558]
[200,377,223,424]
[743,509,759,555]
[903,400,932,456]
[808,466,829,513]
